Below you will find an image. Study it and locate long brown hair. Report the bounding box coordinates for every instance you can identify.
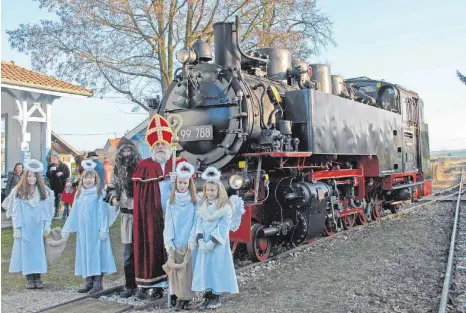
[75,170,102,198]
[169,177,198,205]
[199,180,231,209]
[15,171,47,200]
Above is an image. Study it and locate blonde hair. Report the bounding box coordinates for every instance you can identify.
[15,171,47,200]
[75,170,102,198]
[169,177,198,205]
[199,180,231,209]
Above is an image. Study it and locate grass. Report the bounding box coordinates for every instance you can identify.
[1,218,125,294]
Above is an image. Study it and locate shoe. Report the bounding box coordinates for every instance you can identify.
[89,281,103,294]
[148,287,163,300]
[206,295,221,309]
[175,299,184,311]
[181,300,192,311]
[78,276,93,293]
[135,287,147,300]
[119,287,136,298]
[34,274,44,289]
[171,294,178,307]
[26,274,35,289]
[89,275,103,294]
[198,291,213,310]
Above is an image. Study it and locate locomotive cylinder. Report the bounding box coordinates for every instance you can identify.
[309,64,332,94]
[331,75,344,96]
[256,48,292,81]
[395,188,412,201]
[213,22,241,68]
[258,227,280,237]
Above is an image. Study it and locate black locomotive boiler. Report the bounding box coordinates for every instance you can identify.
[158,17,432,262]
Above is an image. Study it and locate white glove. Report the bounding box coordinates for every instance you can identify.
[100,231,109,241]
[204,240,215,251]
[165,240,176,254]
[14,228,21,240]
[61,232,70,239]
[198,239,207,252]
[43,223,51,238]
[188,239,198,251]
[169,172,177,182]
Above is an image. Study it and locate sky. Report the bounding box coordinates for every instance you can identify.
[1,0,466,152]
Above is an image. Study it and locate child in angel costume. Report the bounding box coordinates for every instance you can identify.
[62,160,117,294]
[192,167,245,309]
[9,159,54,289]
[162,161,199,311]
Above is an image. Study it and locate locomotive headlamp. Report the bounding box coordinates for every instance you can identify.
[228,173,253,190]
[229,175,245,190]
[176,48,197,64]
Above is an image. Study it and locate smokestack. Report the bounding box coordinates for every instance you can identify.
[213,22,241,68]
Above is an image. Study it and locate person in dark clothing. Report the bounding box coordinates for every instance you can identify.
[46,154,70,217]
[105,138,141,298]
[5,163,23,196]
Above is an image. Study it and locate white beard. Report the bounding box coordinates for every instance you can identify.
[152,146,172,163]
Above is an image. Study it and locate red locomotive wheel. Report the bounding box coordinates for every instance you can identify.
[371,203,383,221]
[322,219,335,237]
[246,223,272,262]
[322,223,332,237]
[342,214,356,230]
[356,212,367,225]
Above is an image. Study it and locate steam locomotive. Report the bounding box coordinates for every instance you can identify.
[158,17,432,262]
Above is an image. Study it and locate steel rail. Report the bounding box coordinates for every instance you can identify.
[34,178,463,312]
[438,167,465,313]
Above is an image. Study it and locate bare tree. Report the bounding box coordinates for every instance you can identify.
[7,0,334,110]
[457,70,466,85]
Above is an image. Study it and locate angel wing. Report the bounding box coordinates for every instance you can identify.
[108,204,120,228]
[229,195,245,232]
[45,187,55,222]
[2,186,17,218]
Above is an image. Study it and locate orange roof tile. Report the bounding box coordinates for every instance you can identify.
[1,61,93,97]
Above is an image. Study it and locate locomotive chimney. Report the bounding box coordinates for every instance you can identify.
[213,21,241,68]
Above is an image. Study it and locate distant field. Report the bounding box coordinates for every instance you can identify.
[431,149,466,158]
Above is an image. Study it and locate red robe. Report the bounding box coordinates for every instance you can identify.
[132,156,186,286]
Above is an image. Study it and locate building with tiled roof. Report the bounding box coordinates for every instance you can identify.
[51,131,81,173]
[1,61,93,97]
[1,61,93,197]
[104,138,121,153]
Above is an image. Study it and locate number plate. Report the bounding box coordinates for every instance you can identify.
[179,125,213,142]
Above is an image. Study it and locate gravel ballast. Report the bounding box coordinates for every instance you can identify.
[0,277,125,312]
[208,203,454,313]
[2,202,456,313]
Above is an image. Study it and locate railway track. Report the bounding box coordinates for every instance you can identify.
[438,167,466,313]
[35,178,465,313]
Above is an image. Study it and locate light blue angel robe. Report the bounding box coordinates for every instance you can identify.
[62,187,116,277]
[163,193,199,298]
[9,190,54,275]
[192,201,239,294]
[163,194,198,250]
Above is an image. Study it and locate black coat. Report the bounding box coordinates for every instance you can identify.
[5,171,21,196]
[46,162,70,193]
